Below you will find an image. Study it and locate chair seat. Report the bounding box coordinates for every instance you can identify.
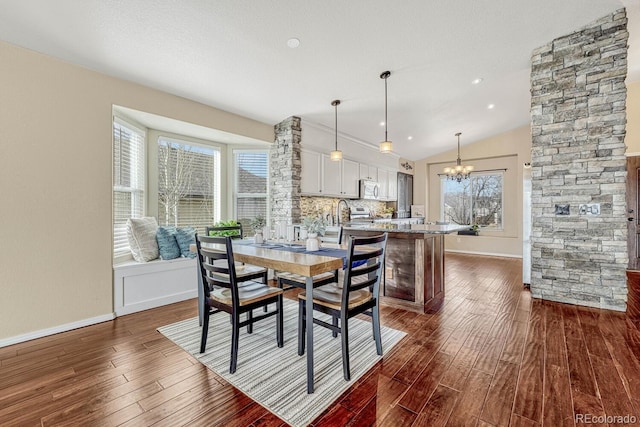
[299,284,372,310]
[210,282,283,306]
[277,271,336,286]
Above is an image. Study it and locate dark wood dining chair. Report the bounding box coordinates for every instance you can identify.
[205,224,269,284]
[277,225,343,291]
[204,224,269,314]
[196,234,284,374]
[297,233,388,381]
[320,225,343,244]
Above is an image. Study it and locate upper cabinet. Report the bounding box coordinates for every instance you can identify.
[378,168,389,200]
[301,149,322,195]
[359,164,378,181]
[358,162,398,201]
[300,149,359,198]
[341,158,359,198]
[388,170,398,201]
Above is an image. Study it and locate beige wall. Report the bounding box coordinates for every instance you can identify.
[0,41,273,341]
[414,126,532,257]
[627,80,640,154]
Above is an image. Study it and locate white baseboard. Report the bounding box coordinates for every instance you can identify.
[445,249,523,259]
[114,289,197,316]
[0,312,115,348]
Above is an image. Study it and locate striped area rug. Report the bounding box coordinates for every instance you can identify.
[158,299,405,427]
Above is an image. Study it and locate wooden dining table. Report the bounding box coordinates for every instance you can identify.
[195,240,344,394]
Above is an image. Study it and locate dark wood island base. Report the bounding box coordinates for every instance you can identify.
[344,223,463,314]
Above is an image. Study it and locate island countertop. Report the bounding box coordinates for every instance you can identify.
[342,222,467,234]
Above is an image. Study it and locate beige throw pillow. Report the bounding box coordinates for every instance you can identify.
[127,217,159,262]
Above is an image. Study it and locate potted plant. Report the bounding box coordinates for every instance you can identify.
[208,219,241,236]
[381,207,394,219]
[457,223,480,236]
[302,215,327,251]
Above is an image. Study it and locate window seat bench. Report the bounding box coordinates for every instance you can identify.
[113,257,198,316]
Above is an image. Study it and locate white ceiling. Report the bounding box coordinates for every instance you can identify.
[1,0,638,160]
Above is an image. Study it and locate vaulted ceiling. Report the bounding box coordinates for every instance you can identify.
[1,0,638,160]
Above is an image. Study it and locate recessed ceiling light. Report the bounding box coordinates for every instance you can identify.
[472,78,483,85]
[287,38,300,48]
[487,104,495,109]
[379,121,385,126]
[408,136,413,140]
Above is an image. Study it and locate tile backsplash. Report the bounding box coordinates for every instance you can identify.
[300,196,390,224]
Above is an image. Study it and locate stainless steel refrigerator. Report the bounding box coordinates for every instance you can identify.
[396,172,413,218]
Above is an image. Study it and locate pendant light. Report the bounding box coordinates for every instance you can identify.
[443,132,474,182]
[379,71,393,154]
[330,100,343,161]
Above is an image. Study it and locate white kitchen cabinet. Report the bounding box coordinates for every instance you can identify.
[322,155,359,197]
[302,149,360,198]
[341,158,360,198]
[321,154,341,195]
[301,149,322,195]
[378,168,389,200]
[359,163,378,181]
[388,170,398,201]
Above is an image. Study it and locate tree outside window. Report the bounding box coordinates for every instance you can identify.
[441,173,503,229]
[157,138,220,233]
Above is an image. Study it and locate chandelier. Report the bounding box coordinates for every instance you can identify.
[443,132,473,182]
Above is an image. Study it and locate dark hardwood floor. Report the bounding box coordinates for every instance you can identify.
[2,253,640,426]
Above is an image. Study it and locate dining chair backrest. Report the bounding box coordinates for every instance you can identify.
[321,226,343,244]
[196,234,240,306]
[205,224,243,238]
[342,233,387,304]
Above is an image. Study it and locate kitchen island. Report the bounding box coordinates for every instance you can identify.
[342,222,464,313]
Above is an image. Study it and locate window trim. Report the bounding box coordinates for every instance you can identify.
[113,116,147,263]
[440,170,505,231]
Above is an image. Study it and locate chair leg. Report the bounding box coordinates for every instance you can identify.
[230,312,240,374]
[276,295,283,347]
[332,316,338,338]
[263,273,269,312]
[200,308,210,354]
[247,310,253,334]
[372,304,383,355]
[298,299,305,356]
[341,313,350,381]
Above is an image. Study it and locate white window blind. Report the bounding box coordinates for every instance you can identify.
[234,150,269,228]
[157,137,220,234]
[113,118,146,259]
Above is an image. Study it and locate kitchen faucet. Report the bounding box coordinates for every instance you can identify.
[336,199,349,226]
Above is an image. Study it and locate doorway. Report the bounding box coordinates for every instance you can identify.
[626,156,640,322]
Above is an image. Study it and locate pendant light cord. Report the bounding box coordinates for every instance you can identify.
[335,102,338,150]
[331,99,340,151]
[384,76,388,142]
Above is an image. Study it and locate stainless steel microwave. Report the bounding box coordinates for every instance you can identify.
[359,179,380,200]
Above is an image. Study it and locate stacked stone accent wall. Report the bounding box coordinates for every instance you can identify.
[530,9,628,311]
[270,116,302,226]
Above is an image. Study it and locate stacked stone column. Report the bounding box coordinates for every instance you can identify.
[270,116,302,226]
[530,9,628,310]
